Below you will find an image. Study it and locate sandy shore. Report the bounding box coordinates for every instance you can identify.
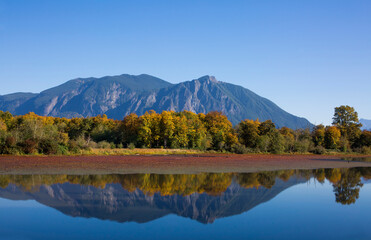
[0,154,370,174]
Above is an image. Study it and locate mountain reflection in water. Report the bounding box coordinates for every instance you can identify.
[0,167,370,224]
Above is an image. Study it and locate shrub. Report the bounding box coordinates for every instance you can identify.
[127,143,135,150]
[231,143,252,154]
[0,136,17,154]
[217,141,226,151]
[97,141,111,149]
[5,136,16,148]
[294,139,311,153]
[358,146,371,155]
[57,145,69,155]
[21,138,38,154]
[68,140,80,153]
[87,140,97,149]
[170,141,179,149]
[312,145,326,155]
[75,136,89,149]
[38,138,59,155]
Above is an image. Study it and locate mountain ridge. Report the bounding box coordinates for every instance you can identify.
[0,74,312,129]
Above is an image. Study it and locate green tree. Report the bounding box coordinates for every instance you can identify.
[181,111,207,149]
[258,120,276,136]
[268,130,285,153]
[257,135,270,152]
[237,119,260,148]
[356,130,371,147]
[120,113,140,146]
[279,127,295,152]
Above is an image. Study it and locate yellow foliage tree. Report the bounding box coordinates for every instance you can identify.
[324,126,341,149]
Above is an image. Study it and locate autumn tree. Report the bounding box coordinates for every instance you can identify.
[0,111,14,129]
[279,127,295,152]
[312,124,325,146]
[159,111,175,148]
[67,118,91,140]
[203,111,237,150]
[324,126,341,149]
[89,114,118,143]
[0,119,6,132]
[332,105,362,144]
[172,114,189,148]
[138,110,161,147]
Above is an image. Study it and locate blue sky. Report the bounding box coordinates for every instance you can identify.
[0,0,370,125]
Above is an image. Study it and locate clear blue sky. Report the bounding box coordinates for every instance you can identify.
[0,0,370,125]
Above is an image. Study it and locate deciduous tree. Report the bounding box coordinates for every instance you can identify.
[237,119,260,148]
[324,126,341,149]
[332,105,362,144]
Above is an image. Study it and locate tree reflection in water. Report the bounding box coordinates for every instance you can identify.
[0,168,370,205]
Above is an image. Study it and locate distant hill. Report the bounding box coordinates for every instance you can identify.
[0,74,312,129]
[360,119,371,130]
[0,92,37,113]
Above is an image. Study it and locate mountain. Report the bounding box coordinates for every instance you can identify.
[0,92,37,113]
[0,178,304,224]
[8,74,173,118]
[0,74,312,128]
[360,119,371,130]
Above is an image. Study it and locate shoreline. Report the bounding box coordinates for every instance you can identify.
[0,154,370,175]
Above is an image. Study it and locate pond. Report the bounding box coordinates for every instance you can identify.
[0,167,371,240]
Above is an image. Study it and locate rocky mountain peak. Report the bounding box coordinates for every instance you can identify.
[196,75,219,84]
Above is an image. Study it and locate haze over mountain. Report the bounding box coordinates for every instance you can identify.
[0,74,312,129]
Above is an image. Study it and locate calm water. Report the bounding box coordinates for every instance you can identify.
[0,168,371,240]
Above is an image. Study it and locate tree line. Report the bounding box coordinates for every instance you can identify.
[0,105,370,155]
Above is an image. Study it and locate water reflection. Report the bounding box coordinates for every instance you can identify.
[0,168,370,224]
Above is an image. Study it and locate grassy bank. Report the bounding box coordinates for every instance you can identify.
[78,148,206,156]
[2,147,371,157]
[1,148,208,156]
